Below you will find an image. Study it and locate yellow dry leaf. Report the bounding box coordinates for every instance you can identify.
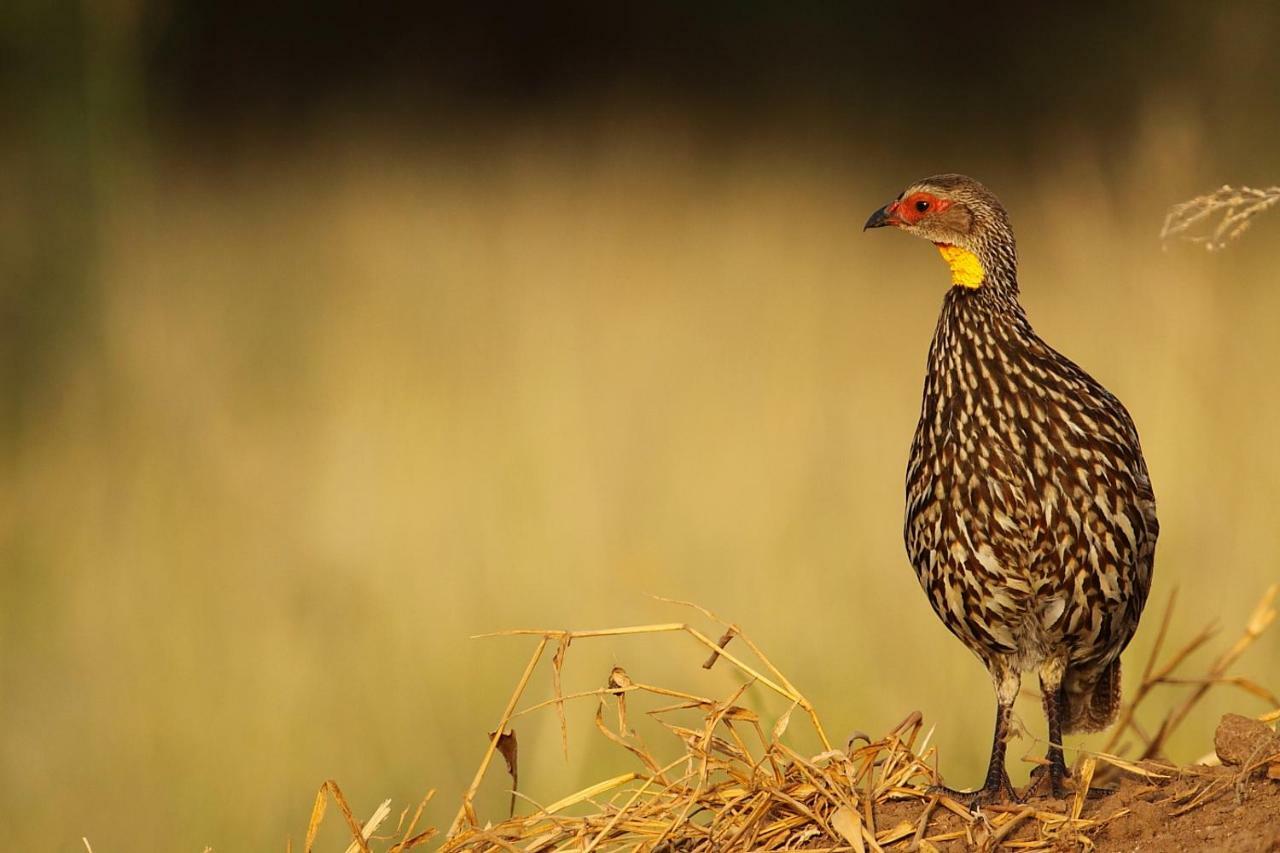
[830,805,866,853]
[772,701,798,743]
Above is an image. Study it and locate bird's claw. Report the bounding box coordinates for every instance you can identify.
[928,777,1018,809]
[1020,764,1116,801]
[1022,763,1069,800]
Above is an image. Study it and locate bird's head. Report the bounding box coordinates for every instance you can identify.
[864,174,1016,291]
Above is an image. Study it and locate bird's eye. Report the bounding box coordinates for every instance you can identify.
[915,200,930,213]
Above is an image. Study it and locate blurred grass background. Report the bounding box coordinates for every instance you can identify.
[3,2,1280,850]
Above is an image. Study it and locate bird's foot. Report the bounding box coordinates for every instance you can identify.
[1022,762,1069,801]
[1021,763,1116,801]
[1083,782,1117,800]
[929,771,1018,809]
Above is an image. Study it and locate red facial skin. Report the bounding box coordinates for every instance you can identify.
[887,192,953,226]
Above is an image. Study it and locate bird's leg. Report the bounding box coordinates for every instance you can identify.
[1027,664,1118,801]
[932,669,1019,807]
[1034,667,1070,799]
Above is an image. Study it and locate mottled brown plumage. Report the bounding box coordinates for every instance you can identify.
[865,174,1158,804]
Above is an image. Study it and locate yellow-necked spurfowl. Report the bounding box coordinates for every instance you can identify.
[865,174,1158,804]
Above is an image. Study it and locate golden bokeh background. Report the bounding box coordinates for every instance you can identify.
[3,3,1279,849]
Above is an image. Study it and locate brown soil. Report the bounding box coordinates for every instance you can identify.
[1084,764,1280,851]
[874,714,1280,851]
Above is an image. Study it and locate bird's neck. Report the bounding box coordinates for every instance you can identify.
[943,272,1023,315]
[930,282,1032,369]
[934,236,1019,298]
[920,285,1034,430]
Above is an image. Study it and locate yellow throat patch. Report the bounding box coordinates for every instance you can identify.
[935,244,985,289]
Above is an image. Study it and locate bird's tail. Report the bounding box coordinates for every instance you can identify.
[1064,658,1122,734]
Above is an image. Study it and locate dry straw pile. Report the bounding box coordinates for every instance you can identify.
[298,587,1277,852]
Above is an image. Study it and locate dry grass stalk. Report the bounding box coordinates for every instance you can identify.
[1161,184,1280,250]
[299,588,1277,851]
[1098,583,1278,771]
[301,781,437,853]
[343,800,392,853]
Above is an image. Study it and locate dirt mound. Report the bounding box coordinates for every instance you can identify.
[866,713,1280,851]
[1090,762,1280,851]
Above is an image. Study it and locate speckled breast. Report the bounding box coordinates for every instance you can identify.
[904,288,1158,672]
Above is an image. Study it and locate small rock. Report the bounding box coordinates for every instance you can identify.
[1214,713,1280,767]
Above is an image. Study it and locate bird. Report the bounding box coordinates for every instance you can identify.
[864,174,1158,804]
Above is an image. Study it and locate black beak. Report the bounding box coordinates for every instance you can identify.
[863,201,899,231]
